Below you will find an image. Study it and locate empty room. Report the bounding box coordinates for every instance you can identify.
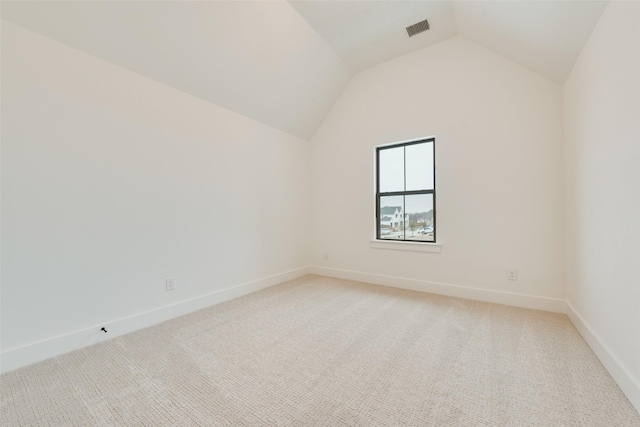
[1,0,639,425]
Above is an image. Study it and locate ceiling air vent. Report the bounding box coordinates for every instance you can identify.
[406,19,430,37]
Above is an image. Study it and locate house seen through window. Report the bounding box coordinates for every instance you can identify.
[376,137,435,242]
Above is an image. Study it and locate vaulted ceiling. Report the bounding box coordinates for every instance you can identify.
[2,1,608,140]
[1,1,352,140]
[290,1,608,82]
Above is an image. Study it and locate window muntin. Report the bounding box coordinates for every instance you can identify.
[376,138,435,243]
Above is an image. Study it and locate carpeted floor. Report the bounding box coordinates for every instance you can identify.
[1,275,639,426]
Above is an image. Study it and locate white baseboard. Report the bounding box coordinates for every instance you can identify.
[0,267,309,374]
[566,302,640,414]
[309,266,568,313]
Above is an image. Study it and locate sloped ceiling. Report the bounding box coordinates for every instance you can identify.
[1,1,352,140]
[289,1,459,72]
[454,1,608,83]
[2,1,608,140]
[289,0,608,82]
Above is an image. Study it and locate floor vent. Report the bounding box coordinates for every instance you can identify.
[406,19,430,37]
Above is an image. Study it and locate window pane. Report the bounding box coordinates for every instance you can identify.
[378,146,404,193]
[379,195,405,240]
[405,194,434,242]
[405,142,434,191]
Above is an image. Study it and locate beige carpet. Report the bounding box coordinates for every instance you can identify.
[1,275,639,426]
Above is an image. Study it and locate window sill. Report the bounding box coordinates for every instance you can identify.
[369,239,442,253]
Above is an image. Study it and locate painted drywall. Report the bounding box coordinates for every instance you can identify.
[563,0,640,406]
[310,35,565,300]
[1,1,352,140]
[1,22,309,355]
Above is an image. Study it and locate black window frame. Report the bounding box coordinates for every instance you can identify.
[375,137,436,243]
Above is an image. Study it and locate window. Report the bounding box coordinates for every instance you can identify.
[375,137,435,243]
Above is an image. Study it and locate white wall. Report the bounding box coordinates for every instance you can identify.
[1,22,309,365]
[563,1,640,409]
[310,36,565,306]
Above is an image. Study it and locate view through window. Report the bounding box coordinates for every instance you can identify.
[376,138,435,242]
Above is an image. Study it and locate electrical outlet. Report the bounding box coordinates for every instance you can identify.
[507,270,518,281]
[166,278,175,291]
[324,252,329,260]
